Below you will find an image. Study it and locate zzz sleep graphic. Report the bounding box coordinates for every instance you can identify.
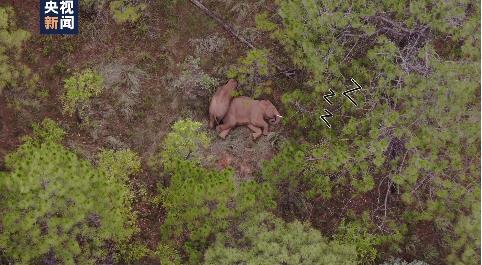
[320,78,362,128]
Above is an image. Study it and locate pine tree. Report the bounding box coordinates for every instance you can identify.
[0,119,139,265]
[204,212,358,265]
[157,119,274,264]
[258,0,480,263]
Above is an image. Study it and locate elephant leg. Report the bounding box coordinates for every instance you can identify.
[258,120,269,136]
[216,123,229,133]
[217,122,234,139]
[219,128,231,139]
[247,124,262,140]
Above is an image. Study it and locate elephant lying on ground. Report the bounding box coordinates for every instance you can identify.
[209,79,238,128]
[216,96,282,140]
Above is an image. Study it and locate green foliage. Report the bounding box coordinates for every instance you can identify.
[262,143,332,218]
[155,243,182,265]
[158,119,274,264]
[334,219,383,264]
[227,49,273,98]
[117,242,152,265]
[110,0,146,24]
[98,148,141,181]
[158,160,231,264]
[0,6,31,94]
[265,0,480,263]
[61,68,104,115]
[255,12,277,32]
[30,118,66,143]
[204,212,358,265]
[0,120,138,265]
[158,119,210,171]
[445,186,481,265]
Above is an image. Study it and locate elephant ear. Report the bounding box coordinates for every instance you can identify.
[260,100,271,110]
[261,100,275,116]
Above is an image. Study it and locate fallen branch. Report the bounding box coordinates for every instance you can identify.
[189,0,256,49]
[188,0,291,77]
[384,179,392,217]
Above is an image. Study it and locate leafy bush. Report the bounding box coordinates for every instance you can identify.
[110,0,146,24]
[155,243,182,265]
[0,119,138,265]
[262,143,332,218]
[334,219,383,265]
[0,6,31,94]
[156,119,210,171]
[159,159,236,264]
[227,49,273,98]
[98,148,141,181]
[117,242,151,265]
[204,212,358,265]
[30,118,66,143]
[61,69,104,115]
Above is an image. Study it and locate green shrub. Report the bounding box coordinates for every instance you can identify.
[155,244,182,265]
[262,143,333,218]
[117,242,152,265]
[445,186,481,265]
[157,119,274,264]
[159,159,236,264]
[156,119,210,171]
[334,219,383,264]
[29,117,66,143]
[0,119,138,265]
[204,212,358,265]
[61,69,104,115]
[0,6,31,94]
[227,49,273,98]
[98,148,141,181]
[110,0,146,24]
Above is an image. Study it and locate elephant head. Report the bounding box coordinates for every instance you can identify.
[261,100,282,125]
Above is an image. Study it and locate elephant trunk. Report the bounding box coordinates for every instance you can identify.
[270,112,283,125]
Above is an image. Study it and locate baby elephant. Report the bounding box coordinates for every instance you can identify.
[216,96,282,140]
[209,79,238,128]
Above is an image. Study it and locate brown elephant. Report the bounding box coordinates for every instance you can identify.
[216,96,282,140]
[209,79,238,128]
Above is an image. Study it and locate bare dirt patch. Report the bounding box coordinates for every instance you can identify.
[207,126,279,179]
